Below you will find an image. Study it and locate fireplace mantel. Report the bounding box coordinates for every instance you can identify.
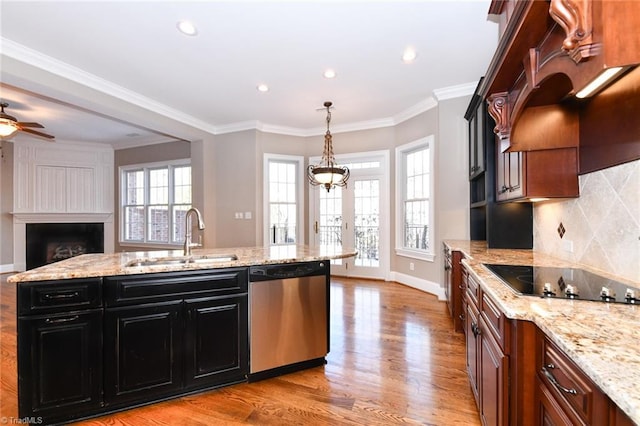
[12,212,113,224]
[11,140,115,272]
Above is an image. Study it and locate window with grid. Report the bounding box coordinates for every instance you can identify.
[264,155,303,246]
[121,161,191,246]
[396,137,433,260]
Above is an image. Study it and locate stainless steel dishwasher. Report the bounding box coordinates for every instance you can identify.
[248,261,329,380]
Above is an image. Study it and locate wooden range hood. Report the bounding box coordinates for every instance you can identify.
[479,0,640,174]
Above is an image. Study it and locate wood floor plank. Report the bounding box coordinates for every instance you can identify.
[0,273,480,425]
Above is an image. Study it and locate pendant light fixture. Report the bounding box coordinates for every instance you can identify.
[307,101,350,192]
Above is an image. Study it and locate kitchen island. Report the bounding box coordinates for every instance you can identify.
[9,245,356,425]
[445,240,640,425]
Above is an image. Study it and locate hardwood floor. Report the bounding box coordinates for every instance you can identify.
[0,273,480,425]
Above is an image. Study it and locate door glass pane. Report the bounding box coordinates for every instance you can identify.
[354,180,379,267]
[319,187,342,264]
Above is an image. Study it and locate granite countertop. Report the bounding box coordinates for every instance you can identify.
[7,245,357,283]
[444,240,640,424]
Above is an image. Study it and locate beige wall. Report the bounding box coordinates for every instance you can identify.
[209,130,259,248]
[533,159,640,282]
[2,98,472,295]
[113,140,191,252]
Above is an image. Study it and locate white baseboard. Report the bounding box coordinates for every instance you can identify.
[0,264,17,274]
[389,271,446,300]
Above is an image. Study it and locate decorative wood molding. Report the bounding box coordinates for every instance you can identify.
[487,92,510,140]
[549,0,593,63]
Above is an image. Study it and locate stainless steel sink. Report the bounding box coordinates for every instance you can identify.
[126,254,238,267]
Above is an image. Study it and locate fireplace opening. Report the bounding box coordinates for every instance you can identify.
[26,223,104,270]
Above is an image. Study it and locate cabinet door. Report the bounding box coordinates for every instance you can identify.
[18,310,103,422]
[496,147,524,201]
[444,251,453,318]
[465,296,480,406]
[535,377,575,426]
[479,317,510,426]
[183,295,248,390]
[104,301,183,406]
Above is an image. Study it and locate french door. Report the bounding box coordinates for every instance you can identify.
[309,151,389,279]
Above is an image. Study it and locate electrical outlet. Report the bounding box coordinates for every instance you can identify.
[244,212,252,220]
[234,212,242,219]
[562,239,574,253]
[409,262,415,271]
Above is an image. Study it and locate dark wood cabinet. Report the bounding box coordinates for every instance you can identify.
[495,146,579,202]
[104,268,249,408]
[466,80,533,249]
[444,244,465,333]
[468,81,487,180]
[17,278,103,424]
[184,295,248,390]
[464,267,511,426]
[465,292,481,406]
[17,268,250,424]
[535,331,612,426]
[479,314,509,426]
[104,301,183,406]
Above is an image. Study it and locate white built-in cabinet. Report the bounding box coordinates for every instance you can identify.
[13,141,113,214]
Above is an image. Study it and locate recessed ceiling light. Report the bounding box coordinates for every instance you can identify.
[257,84,269,92]
[402,48,417,63]
[177,20,198,36]
[323,69,336,79]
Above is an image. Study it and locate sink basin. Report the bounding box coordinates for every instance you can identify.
[126,254,238,267]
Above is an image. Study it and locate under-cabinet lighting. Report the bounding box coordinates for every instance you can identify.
[529,198,550,203]
[575,67,624,98]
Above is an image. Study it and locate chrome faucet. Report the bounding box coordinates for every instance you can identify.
[183,207,205,256]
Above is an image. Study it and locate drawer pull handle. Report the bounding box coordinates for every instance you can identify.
[459,314,465,321]
[471,322,481,337]
[542,365,578,396]
[45,315,79,324]
[44,292,80,300]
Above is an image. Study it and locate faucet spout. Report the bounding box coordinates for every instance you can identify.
[184,207,205,256]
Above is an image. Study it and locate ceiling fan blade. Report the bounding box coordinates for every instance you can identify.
[20,128,55,140]
[16,122,45,128]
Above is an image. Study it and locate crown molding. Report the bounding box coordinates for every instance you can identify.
[1,38,218,135]
[433,81,478,101]
[2,37,480,139]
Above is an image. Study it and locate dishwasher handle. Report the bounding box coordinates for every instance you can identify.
[249,261,327,281]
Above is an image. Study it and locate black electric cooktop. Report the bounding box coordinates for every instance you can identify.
[484,264,640,304]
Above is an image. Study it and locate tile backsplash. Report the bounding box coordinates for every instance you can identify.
[533,159,640,282]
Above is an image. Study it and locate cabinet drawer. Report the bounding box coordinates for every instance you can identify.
[466,270,480,307]
[18,278,102,315]
[481,292,509,352]
[104,268,248,306]
[539,337,604,425]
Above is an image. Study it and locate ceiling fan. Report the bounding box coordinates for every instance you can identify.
[0,102,55,140]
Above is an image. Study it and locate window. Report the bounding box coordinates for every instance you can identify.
[396,136,434,261]
[120,160,191,246]
[263,154,304,246]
